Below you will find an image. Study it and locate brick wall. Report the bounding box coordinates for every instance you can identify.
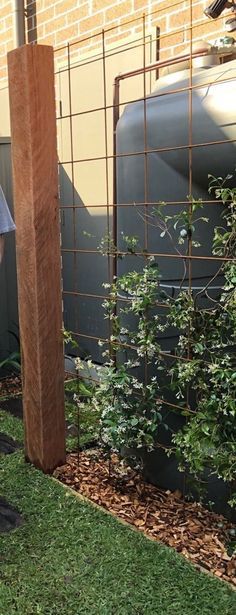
[0,1,231,84]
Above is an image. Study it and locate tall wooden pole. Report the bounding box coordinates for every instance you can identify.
[7,45,66,472]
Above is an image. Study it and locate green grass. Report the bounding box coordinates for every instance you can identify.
[0,377,100,454]
[0,411,236,615]
[0,409,24,442]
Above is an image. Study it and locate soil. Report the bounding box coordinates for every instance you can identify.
[0,375,22,398]
[0,372,75,401]
[54,450,236,587]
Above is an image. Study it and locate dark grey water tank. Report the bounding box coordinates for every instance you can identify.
[117,59,236,289]
[116,58,236,518]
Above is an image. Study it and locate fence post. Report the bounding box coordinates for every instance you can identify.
[7,45,66,473]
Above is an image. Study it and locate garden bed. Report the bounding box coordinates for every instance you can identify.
[0,371,75,400]
[1,375,235,588]
[0,374,21,398]
[54,450,236,587]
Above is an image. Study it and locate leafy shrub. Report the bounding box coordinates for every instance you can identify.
[87,175,236,504]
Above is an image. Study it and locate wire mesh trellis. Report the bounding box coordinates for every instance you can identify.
[53,2,236,486]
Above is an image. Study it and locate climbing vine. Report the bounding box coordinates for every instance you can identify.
[82,174,236,506]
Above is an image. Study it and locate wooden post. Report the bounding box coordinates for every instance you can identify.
[7,45,66,473]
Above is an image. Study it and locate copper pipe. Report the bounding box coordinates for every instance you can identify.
[115,50,212,83]
[112,60,120,284]
[63,288,170,310]
[59,200,220,209]
[143,14,149,255]
[66,42,79,337]
[67,330,234,371]
[65,370,192,416]
[61,248,234,262]
[102,30,112,295]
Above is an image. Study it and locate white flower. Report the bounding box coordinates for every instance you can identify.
[133,381,143,390]
[125,359,140,369]
[75,357,84,370]
[102,350,110,358]
[137,348,145,357]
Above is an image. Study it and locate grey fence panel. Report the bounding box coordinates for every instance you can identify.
[0,139,18,361]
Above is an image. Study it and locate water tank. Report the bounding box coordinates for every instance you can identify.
[117,57,236,306]
[116,57,236,516]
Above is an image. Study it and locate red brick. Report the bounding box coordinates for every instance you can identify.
[93,0,114,10]
[80,12,104,34]
[56,23,79,44]
[134,0,148,9]
[0,2,12,19]
[172,42,187,57]
[105,30,133,46]
[55,0,78,16]
[187,15,224,40]
[0,67,7,80]
[4,15,13,30]
[5,39,14,52]
[151,0,184,19]
[119,12,143,31]
[151,15,168,33]
[105,1,132,23]
[168,9,189,29]
[162,31,185,52]
[67,6,89,25]
[39,33,57,47]
[37,7,55,25]
[44,15,67,35]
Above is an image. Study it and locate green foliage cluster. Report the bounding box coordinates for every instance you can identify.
[91,260,167,458]
[87,174,236,506]
[65,379,100,452]
[171,176,236,506]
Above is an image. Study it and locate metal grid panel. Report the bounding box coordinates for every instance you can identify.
[54,2,236,412]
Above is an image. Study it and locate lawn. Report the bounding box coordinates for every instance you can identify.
[0,409,236,615]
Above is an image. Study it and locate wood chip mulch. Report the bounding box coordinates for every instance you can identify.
[54,451,236,587]
[0,375,22,399]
